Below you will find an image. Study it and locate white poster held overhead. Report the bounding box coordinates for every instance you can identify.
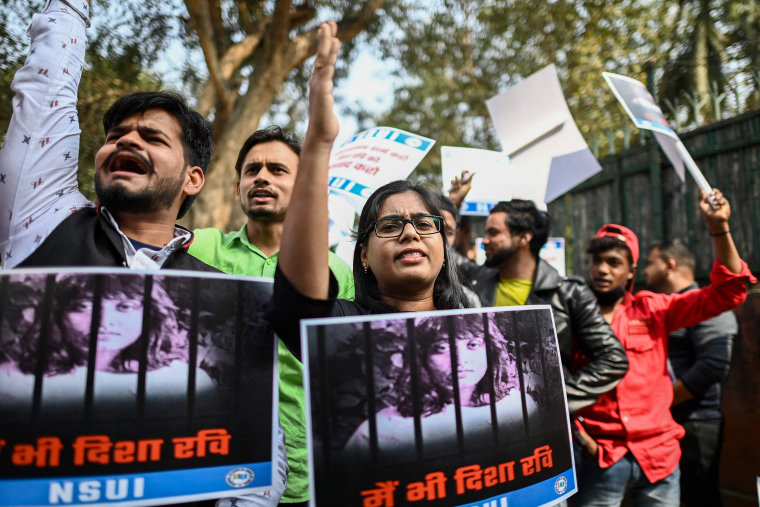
[602,72,714,203]
[441,146,511,216]
[327,127,435,245]
[486,64,602,205]
[328,127,435,212]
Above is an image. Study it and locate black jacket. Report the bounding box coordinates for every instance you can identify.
[19,208,219,272]
[463,259,628,413]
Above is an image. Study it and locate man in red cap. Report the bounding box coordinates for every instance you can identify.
[569,189,756,506]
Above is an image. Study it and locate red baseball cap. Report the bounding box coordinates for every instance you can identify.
[594,224,639,267]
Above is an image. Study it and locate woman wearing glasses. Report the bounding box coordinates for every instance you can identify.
[269,23,469,359]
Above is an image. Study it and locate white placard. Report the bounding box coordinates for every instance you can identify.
[441,146,510,215]
[487,64,602,204]
[327,126,435,212]
[540,237,566,277]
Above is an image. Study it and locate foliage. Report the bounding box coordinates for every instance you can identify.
[372,0,673,184]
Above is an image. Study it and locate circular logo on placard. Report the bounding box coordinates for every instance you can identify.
[554,475,568,494]
[226,467,255,488]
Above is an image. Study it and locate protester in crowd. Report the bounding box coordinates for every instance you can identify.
[269,21,469,358]
[0,2,286,503]
[438,195,481,306]
[0,1,216,272]
[448,171,478,260]
[448,188,628,414]
[644,240,737,506]
[188,125,354,506]
[571,194,755,506]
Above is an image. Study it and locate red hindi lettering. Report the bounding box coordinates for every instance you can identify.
[361,481,399,507]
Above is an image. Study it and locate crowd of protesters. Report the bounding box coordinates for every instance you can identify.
[1,1,756,506]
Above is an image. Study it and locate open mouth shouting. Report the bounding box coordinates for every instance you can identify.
[247,187,277,203]
[395,248,427,264]
[103,148,152,177]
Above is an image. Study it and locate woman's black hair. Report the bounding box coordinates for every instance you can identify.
[352,180,470,314]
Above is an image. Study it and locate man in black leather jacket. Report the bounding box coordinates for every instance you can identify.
[459,200,628,413]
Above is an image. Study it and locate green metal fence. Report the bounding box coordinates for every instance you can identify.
[549,108,760,281]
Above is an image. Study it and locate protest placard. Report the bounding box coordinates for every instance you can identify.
[440,147,512,216]
[602,71,716,199]
[486,64,602,205]
[0,269,277,506]
[539,238,566,277]
[327,127,436,238]
[301,306,576,506]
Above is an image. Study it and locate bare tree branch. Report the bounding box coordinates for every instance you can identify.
[209,1,228,54]
[195,24,268,116]
[285,0,387,69]
[236,0,256,34]
[186,0,231,113]
[271,0,293,49]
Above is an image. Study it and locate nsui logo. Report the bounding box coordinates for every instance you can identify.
[226,467,255,488]
[554,476,568,495]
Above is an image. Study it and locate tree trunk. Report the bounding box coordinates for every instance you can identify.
[181,0,388,231]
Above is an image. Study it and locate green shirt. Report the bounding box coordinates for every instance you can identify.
[190,225,354,502]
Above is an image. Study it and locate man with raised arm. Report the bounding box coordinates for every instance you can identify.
[644,239,737,506]
[188,126,353,505]
[571,190,755,506]
[0,1,216,271]
[0,1,291,504]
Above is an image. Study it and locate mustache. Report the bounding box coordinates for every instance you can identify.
[247,186,276,198]
[100,148,154,174]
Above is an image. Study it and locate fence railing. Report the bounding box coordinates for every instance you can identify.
[549,107,760,281]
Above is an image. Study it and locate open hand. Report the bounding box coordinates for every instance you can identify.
[307,22,341,145]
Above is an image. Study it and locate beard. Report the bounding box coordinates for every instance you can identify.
[484,245,518,267]
[241,188,286,223]
[591,284,627,306]
[95,150,185,215]
[243,206,286,223]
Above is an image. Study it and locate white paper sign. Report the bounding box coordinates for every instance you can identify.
[326,127,435,246]
[328,127,435,212]
[441,146,510,215]
[486,64,602,204]
[539,237,566,277]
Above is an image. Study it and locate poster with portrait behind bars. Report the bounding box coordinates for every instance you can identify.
[0,268,277,506]
[302,305,576,506]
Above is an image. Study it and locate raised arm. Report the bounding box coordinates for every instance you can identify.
[278,22,341,299]
[0,0,91,268]
[700,188,741,273]
[448,170,474,209]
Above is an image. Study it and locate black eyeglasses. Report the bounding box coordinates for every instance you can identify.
[366,215,443,238]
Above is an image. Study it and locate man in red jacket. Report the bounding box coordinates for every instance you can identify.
[570,189,755,506]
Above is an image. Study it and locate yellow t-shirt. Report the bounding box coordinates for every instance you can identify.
[494,278,533,306]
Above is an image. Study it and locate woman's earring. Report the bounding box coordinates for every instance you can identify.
[442,260,446,268]
[363,264,368,274]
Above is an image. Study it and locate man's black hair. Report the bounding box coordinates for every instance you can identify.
[438,194,461,227]
[586,236,634,267]
[234,126,302,178]
[102,91,214,219]
[490,199,551,257]
[650,239,696,272]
